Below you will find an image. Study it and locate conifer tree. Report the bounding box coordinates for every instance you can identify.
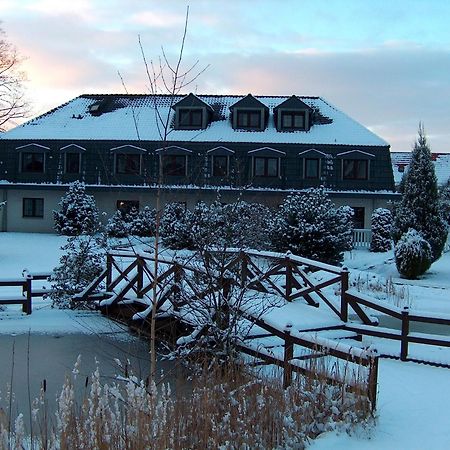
[392,124,448,262]
[370,208,392,252]
[53,181,100,235]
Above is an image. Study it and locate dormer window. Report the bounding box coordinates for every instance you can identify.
[237,110,261,129]
[230,94,268,131]
[179,108,203,128]
[281,111,305,130]
[274,95,312,132]
[172,93,213,130]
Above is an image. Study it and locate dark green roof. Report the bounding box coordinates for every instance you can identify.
[273,95,312,111]
[172,93,214,111]
[229,94,269,110]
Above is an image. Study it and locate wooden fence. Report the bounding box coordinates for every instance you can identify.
[0,272,51,314]
[344,289,450,365]
[76,249,379,408]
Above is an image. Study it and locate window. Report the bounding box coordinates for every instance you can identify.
[254,157,278,177]
[117,200,139,215]
[179,109,203,128]
[65,152,80,174]
[237,110,261,129]
[212,155,228,177]
[23,198,44,218]
[116,154,141,175]
[305,158,319,179]
[343,159,368,180]
[21,152,44,173]
[281,111,305,130]
[352,207,365,229]
[162,155,187,176]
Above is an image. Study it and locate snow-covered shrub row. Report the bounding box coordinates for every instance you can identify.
[271,188,353,265]
[1,361,372,449]
[394,228,432,279]
[106,206,157,238]
[53,181,100,235]
[160,200,273,250]
[370,208,392,252]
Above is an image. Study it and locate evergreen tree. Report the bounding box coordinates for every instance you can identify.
[439,182,450,225]
[106,210,129,238]
[392,124,448,262]
[50,235,105,308]
[53,181,100,235]
[370,208,392,252]
[271,188,352,265]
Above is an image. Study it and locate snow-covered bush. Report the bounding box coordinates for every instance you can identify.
[336,205,354,251]
[370,208,392,252]
[439,182,450,225]
[392,125,448,262]
[49,235,106,308]
[129,206,157,237]
[106,210,129,238]
[160,202,194,249]
[53,181,100,235]
[222,201,274,250]
[394,229,432,279]
[271,188,352,265]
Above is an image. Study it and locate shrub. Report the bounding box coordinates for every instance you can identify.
[394,229,432,279]
[129,206,157,237]
[370,208,392,252]
[160,202,194,249]
[271,188,353,265]
[49,235,105,308]
[106,210,129,238]
[53,181,100,235]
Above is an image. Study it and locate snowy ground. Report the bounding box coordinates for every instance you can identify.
[0,233,449,448]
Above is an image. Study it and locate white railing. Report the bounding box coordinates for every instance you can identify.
[352,229,372,248]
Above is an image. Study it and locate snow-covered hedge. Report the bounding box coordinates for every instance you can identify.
[394,228,432,279]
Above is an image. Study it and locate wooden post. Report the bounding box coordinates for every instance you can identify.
[24,275,33,315]
[283,324,294,388]
[136,256,143,298]
[341,267,349,322]
[285,254,292,302]
[400,306,409,361]
[240,251,248,288]
[367,350,379,411]
[173,263,182,312]
[106,253,113,290]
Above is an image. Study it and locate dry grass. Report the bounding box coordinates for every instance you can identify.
[1,359,373,449]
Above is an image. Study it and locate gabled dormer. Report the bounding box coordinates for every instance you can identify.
[273,95,312,131]
[229,94,269,131]
[172,93,213,130]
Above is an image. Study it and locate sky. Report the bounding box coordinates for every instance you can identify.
[1,0,450,152]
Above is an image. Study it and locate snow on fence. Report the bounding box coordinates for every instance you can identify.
[76,249,379,409]
[0,272,51,314]
[344,289,450,366]
[352,229,372,248]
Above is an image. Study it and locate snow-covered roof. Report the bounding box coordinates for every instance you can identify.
[391,151,450,186]
[2,94,388,147]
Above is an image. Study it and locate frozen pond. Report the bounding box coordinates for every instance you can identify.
[0,332,179,423]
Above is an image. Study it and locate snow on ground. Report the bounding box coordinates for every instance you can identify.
[0,232,127,337]
[0,233,449,448]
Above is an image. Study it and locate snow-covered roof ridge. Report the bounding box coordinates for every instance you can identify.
[2,93,389,147]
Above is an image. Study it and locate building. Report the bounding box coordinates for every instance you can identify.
[391,152,450,187]
[0,93,397,232]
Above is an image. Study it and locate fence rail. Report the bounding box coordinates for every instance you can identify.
[352,229,372,248]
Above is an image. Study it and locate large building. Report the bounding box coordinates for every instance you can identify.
[0,93,397,232]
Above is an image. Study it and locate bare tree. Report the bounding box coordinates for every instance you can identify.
[0,27,28,131]
[134,6,209,378]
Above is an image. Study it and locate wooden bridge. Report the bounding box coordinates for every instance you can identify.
[75,248,450,410]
